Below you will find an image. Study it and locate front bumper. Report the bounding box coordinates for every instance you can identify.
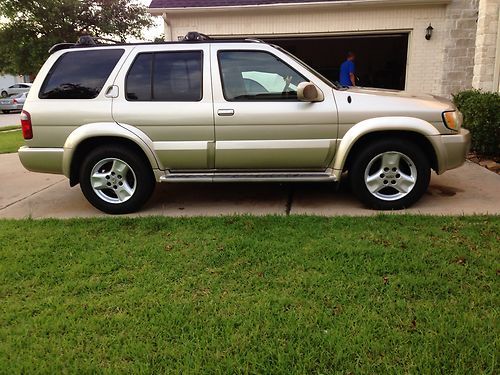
[18,146,64,175]
[431,129,471,174]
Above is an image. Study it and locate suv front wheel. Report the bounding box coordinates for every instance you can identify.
[350,139,431,210]
[79,145,155,214]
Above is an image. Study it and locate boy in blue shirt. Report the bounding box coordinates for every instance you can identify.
[339,52,356,87]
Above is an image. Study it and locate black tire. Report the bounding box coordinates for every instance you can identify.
[350,138,431,210]
[2,110,9,114]
[79,145,155,214]
[1,91,8,98]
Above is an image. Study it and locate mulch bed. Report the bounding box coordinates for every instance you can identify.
[467,152,500,174]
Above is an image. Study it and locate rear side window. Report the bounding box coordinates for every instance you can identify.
[126,54,153,101]
[39,49,124,99]
[126,51,202,102]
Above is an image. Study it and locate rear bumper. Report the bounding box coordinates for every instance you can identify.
[431,129,471,174]
[0,104,22,111]
[18,146,64,175]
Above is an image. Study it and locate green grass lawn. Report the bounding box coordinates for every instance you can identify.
[0,127,23,153]
[0,216,498,374]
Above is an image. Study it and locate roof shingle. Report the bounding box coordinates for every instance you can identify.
[149,0,344,9]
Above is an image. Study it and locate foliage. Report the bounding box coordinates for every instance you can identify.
[0,128,23,153]
[453,89,500,156]
[0,0,153,76]
[0,215,498,373]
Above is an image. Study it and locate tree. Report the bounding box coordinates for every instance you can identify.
[0,0,153,76]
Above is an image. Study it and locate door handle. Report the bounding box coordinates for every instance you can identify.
[217,109,234,116]
[105,85,119,98]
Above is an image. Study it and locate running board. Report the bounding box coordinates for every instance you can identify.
[159,171,337,183]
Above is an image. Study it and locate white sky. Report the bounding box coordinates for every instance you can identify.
[136,0,164,41]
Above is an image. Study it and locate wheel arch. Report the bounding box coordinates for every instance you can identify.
[62,122,162,187]
[332,117,442,177]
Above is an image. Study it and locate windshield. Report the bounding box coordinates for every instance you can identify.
[272,45,342,90]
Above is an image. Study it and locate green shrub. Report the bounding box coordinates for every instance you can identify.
[453,90,500,156]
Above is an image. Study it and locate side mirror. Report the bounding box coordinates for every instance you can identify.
[297,82,324,102]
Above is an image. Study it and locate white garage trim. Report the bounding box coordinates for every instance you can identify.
[150,0,451,15]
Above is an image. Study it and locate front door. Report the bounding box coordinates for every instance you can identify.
[211,45,338,170]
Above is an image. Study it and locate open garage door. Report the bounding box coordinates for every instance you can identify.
[262,33,409,90]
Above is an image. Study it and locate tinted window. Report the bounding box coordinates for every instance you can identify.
[218,51,307,101]
[126,54,153,101]
[39,49,124,99]
[126,51,202,102]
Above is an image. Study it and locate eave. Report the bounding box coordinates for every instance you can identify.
[149,0,452,16]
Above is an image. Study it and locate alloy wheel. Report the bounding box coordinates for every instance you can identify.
[364,151,418,201]
[90,158,137,204]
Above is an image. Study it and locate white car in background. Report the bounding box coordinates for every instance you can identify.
[1,83,32,98]
[0,92,27,113]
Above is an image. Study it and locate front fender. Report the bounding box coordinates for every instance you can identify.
[331,117,443,178]
[62,122,162,177]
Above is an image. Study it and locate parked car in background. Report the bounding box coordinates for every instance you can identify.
[1,83,32,98]
[0,92,27,113]
[18,33,470,214]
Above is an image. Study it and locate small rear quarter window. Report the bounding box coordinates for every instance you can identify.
[39,49,124,99]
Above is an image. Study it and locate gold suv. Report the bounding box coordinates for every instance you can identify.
[18,33,470,214]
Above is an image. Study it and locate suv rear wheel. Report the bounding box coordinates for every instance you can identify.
[79,145,155,214]
[350,139,431,210]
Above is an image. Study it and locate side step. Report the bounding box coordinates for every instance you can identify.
[159,171,337,183]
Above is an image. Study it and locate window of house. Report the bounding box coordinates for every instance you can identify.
[218,50,307,101]
[126,51,203,102]
[39,49,124,99]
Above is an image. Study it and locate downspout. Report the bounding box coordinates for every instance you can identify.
[162,12,173,41]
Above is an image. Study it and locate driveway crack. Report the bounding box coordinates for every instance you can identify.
[285,185,294,216]
[0,179,66,211]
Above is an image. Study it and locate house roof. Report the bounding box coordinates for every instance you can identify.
[149,0,346,9]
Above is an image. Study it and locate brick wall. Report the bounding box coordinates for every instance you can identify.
[473,0,500,92]
[440,0,480,96]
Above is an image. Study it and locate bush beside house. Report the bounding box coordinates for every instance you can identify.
[453,90,500,156]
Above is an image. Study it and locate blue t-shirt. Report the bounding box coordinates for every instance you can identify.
[339,60,355,86]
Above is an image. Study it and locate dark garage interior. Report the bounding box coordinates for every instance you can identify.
[261,33,409,90]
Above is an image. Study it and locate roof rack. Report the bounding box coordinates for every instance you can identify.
[183,31,211,41]
[244,38,264,43]
[48,35,118,54]
[48,32,265,54]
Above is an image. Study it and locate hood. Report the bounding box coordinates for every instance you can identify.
[333,86,457,127]
[347,87,455,107]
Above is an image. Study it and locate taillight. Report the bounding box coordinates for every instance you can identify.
[12,99,17,104]
[20,110,33,140]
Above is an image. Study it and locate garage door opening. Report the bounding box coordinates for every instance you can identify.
[261,33,409,90]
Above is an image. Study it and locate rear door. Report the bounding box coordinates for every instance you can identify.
[211,44,338,170]
[112,44,214,171]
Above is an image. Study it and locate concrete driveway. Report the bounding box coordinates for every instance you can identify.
[1,152,499,218]
[0,112,20,128]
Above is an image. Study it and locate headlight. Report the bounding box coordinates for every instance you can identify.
[442,110,462,131]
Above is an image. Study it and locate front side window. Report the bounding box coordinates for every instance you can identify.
[39,49,124,99]
[218,50,307,101]
[126,51,203,102]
